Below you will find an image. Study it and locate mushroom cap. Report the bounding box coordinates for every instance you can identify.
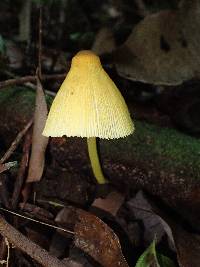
[43,50,134,139]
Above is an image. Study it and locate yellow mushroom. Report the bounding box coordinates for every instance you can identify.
[43,50,134,184]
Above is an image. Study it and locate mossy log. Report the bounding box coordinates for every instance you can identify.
[0,87,200,227]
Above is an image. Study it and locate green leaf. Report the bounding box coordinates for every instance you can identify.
[136,241,160,267]
[135,241,176,267]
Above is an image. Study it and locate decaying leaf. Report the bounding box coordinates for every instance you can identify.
[92,191,125,216]
[62,258,84,267]
[127,191,175,249]
[26,75,49,182]
[19,202,54,220]
[92,27,116,55]
[136,240,176,267]
[53,206,129,266]
[114,0,200,85]
[128,191,200,267]
[74,209,129,267]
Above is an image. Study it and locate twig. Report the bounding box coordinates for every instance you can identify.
[0,74,66,89]
[0,215,72,267]
[38,6,42,79]
[0,207,74,235]
[0,119,33,164]
[11,129,32,209]
[5,238,10,267]
[0,234,8,263]
[0,161,17,174]
[0,76,35,88]
[0,174,9,208]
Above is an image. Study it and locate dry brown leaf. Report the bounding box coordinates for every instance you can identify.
[127,191,175,250]
[129,191,200,267]
[114,0,200,85]
[54,207,129,266]
[19,202,54,220]
[74,209,129,267]
[92,191,125,216]
[62,258,84,267]
[26,75,49,182]
[92,27,116,55]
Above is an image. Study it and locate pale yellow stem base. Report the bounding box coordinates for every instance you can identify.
[87,137,107,184]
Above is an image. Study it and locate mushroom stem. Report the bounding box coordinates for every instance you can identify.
[87,137,107,184]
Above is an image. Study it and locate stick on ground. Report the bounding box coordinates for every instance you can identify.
[0,119,33,164]
[0,74,66,89]
[0,215,71,267]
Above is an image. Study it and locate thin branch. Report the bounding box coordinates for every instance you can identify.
[0,74,66,89]
[11,130,32,209]
[0,215,72,267]
[0,207,74,235]
[0,162,17,174]
[38,6,42,79]
[0,174,9,208]
[0,76,36,88]
[0,119,33,164]
[4,238,10,267]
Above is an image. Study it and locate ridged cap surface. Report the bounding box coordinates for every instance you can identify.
[43,50,134,139]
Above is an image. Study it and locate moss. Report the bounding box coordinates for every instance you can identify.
[134,121,200,167]
[0,86,199,179]
[101,121,200,179]
[0,86,53,147]
[0,86,53,110]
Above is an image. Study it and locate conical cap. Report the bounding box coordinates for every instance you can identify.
[43,50,134,139]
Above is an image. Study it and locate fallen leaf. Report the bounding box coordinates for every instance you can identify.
[19,202,54,220]
[92,191,125,216]
[92,27,116,55]
[74,209,129,267]
[128,191,200,267]
[26,74,49,182]
[62,258,84,267]
[54,207,129,266]
[114,0,200,85]
[127,191,175,250]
